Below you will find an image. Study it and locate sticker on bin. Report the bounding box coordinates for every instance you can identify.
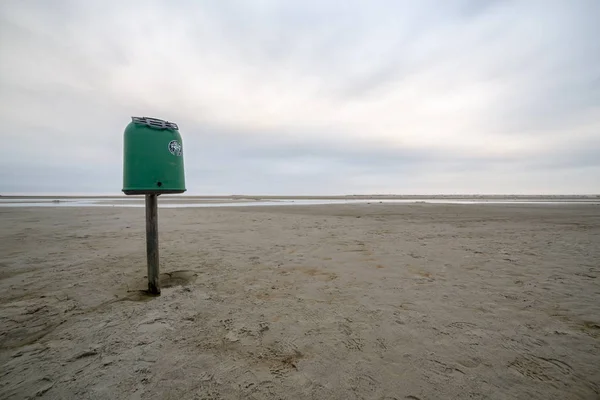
[168,140,182,156]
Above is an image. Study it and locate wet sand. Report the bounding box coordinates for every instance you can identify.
[1,204,599,399]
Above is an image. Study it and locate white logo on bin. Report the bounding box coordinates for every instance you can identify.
[168,140,182,156]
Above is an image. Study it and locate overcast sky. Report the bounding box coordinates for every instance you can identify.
[1,0,598,195]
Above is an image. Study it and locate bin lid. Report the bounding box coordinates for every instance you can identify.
[131,116,178,131]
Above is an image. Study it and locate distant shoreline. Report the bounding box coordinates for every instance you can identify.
[1,194,599,201]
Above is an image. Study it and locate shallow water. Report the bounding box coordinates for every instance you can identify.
[0,198,598,208]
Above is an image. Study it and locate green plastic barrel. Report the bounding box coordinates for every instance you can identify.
[122,117,186,195]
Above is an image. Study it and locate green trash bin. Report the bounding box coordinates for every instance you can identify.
[122,116,186,195]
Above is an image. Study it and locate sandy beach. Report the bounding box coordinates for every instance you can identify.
[1,203,599,399]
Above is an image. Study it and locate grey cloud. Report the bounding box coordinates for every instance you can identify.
[0,0,599,195]
[182,121,598,179]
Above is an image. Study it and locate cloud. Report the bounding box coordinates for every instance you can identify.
[0,0,598,194]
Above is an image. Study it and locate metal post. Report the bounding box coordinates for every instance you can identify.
[145,194,160,295]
